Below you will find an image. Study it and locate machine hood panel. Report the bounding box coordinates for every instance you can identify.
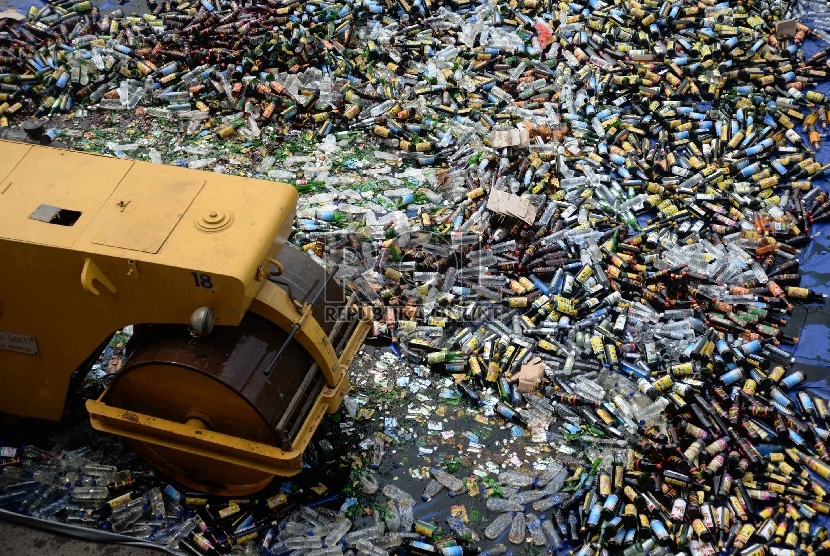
[0,143,132,248]
[88,165,204,254]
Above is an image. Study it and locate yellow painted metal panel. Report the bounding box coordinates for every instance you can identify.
[0,141,31,188]
[0,145,133,248]
[89,165,205,253]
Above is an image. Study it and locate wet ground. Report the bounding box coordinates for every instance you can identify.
[0,523,160,556]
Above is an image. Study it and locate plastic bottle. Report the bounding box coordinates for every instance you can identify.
[345,527,378,545]
[301,507,331,527]
[309,548,343,556]
[542,468,569,494]
[121,523,154,538]
[285,537,323,550]
[67,511,104,527]
[535,463,565,487]
[486,498,523,512]
[110,504,145,532]
[525,513,546,546]
[355,540,388,556]
[360,474,379,494]
[498,471,536,488]
[485,512,514,539]
[369,439,385,470]
[373,533,405,548]
[446,516,478,541]
[382,485,414,503]
[384,503,400,532]
[541,519,563,550]
[429,468,465,494]
[81,463,116,476]
[32,496,69,519]
[167,518,199,549]
[147,487,165,520]
[324,519,352,547]
[71,486,108,500]
[508,513,526,544]
[511,490,546,505]
[421,479,445,501]
[398,498,414,531]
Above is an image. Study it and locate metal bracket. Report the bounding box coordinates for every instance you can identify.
[256,257,284,282]
[81,258,117,296]
[263,264,339,376]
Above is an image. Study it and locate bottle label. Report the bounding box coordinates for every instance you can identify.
[781,372,805,389]
[684,440,703,460]
[599,474,612,496]
[701,505,714,529]
[684,422,708,440]
[768,366,786,382]
[414,521,437,537]
[691,518,708,537]
[439,546,461,556]
[654,375,674,391]
[163,485,181,503]
[497,405,515,420]
[806,458,830,480]
[235,532,258,545]
[218,503,240,518]
[787,287,809,299]
[107,492,132,510]
[721,369,743,386]
[486,362,500,382]
[671,362,694,376]
[649,519,669,540]
[705,437,730,455]
[192,533,212,551]
[671,499,687,520]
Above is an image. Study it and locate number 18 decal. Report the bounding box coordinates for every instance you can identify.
[191,272,214,289]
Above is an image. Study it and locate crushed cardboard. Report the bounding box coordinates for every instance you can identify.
[516,357,546,393]
[490,126,530,149]
[487,189,538,224]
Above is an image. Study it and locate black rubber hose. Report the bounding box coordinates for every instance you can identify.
[0,508,185,555]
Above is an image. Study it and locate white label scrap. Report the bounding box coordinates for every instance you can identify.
[0,331,39,356]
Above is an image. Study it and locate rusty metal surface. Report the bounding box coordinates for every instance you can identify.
[270,246,349,337]
[106,312,315,443]
[271,247,364,363]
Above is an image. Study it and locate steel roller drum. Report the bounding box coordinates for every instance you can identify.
[103,247,363,495]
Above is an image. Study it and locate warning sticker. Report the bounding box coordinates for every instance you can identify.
[0,331,39,356]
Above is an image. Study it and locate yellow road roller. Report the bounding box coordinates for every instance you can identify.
[0,136,370,496]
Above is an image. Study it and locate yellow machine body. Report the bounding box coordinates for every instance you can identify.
[0,140,369,494]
